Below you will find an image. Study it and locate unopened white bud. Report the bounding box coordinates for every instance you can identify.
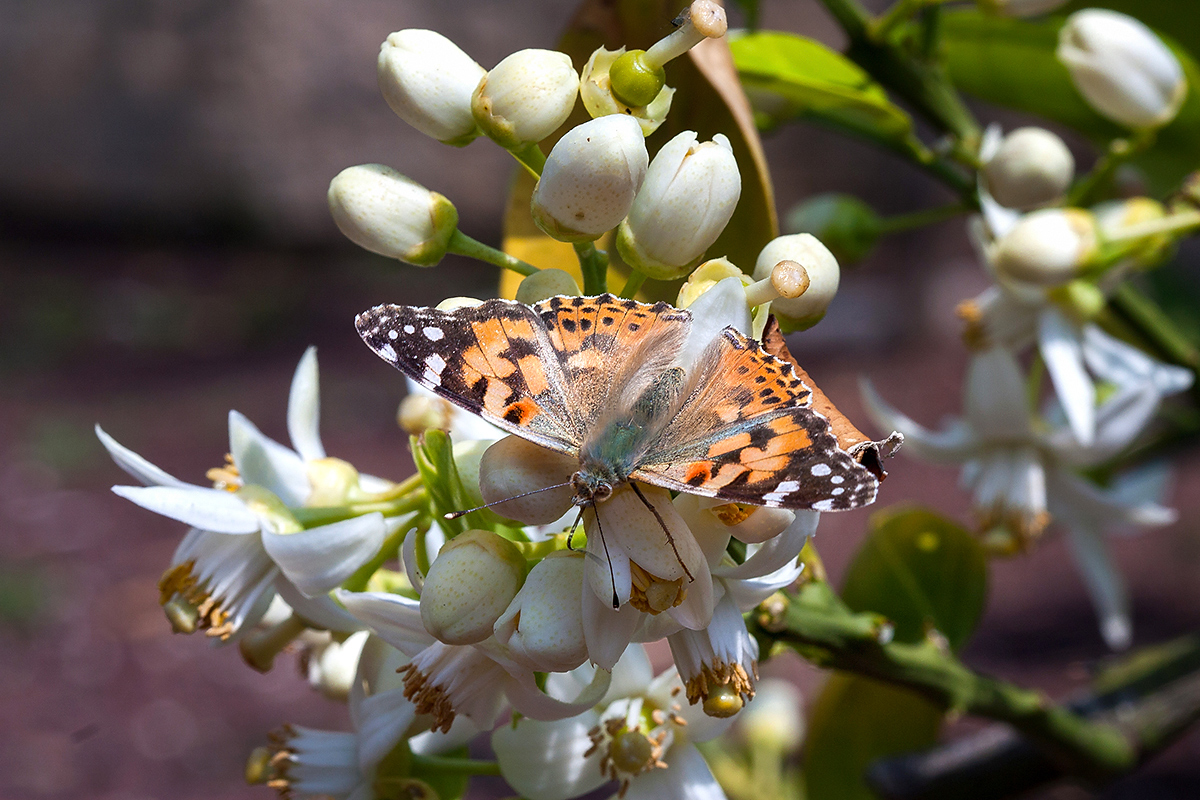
[616,131,741,279]
[479,436,575,524]
[398,393,453,434]
[977,0,1069,17]
[983,127,1074,210]
[419,529,526,645]
[328,165,458,266]
[377,30,486,145]
[493,552,588,672]
[990,208,1098,288]
[472,49,579,149]
[531,115,648,242]
[753,234,839,329]
[1058,10,1187,129]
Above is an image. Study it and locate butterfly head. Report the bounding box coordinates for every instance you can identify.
[571,469,615,506]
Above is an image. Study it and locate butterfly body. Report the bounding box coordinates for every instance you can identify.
[356,294,880,512]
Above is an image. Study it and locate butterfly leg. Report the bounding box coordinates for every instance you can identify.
[629,481,695,583]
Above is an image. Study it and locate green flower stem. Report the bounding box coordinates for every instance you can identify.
[816,0,981,149]
[238,613,308,672]
[877,202,970,235]
[510,142,547,178]
[620,270,647,298]
[448,229,541,276]
[341,517,426,593]
[410,754,502,776]
[575,241,610,295]
[1067,130,1156,207]
[755,580,1137,781]
[291,491,427,528]
[869,0,956,43]
[1106,210,1200,243]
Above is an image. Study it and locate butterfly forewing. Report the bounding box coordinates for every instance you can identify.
[356,300,582,452]
[632,328,879,510]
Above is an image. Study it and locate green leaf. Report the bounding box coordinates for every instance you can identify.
[804,673,943,800]
[730,32,923,156]
[803,507,988,800]
[940,9,1200,195]
[841,505,988,650]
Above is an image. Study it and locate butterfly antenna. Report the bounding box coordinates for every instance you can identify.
[443,481,573,520]
[629,482,694,583]
[565,507,585,551]
[590,500,620,609]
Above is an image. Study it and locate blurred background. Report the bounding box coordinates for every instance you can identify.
[3,1,1200,798]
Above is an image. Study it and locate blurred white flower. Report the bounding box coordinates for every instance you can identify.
[1058,9,1187,129]
[492,645,733,800]
[981,126,1075,211]
[377,29,485,145]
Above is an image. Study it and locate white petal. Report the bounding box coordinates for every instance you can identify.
[1064,522,1131,650]
[625,741,726,800]
[964,348,1033,440]
[859,378,978,462]
[1047,468,1177,531]
[676,277,754,373]
[666,567,714,630]
[492,712,606,800]
[410,714,482,756]
[228,411,311,506]
[112,485,260,533]
[582,579,641,670]
[262,513,387,597]
[277,581,365,633]
[503,663,612,722]
[401,525,425,592]
[1037,308,1094,446]
[95,425,189,488]
[715,510,817,582]
[334,589,434,656]
[354,688,416,772]
[288,346,327,462]
[603,643,655,703]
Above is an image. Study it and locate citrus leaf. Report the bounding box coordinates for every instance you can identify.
[730,31,921,153]
[500,0,777,299]
[841,505,988,650]
[940,9,1200,195]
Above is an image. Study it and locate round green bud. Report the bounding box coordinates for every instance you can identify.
[609,50,667,108]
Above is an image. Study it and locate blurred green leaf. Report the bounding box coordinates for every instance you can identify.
[803,507,988,800]
[730,32,921,154]
[941,10,1200,195]
[501,0,777,299]
[804,674,943,800]
[842,506,988,649]
[785,193,883,264]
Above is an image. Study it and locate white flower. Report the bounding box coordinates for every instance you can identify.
[531,115,649,242]
[377,30,485,145]
[334,587,611,733]
[100,348,399,641]
[752,234,840,328]
[327,165,459,267]
[494,551,591,672]
[492,645,733,800]
[617,131,741,279]
[264,635,477,799]
[1058,9,1187,130]
[981,127,1074,211]
[472,49,579,149]
[862,347,1186,645]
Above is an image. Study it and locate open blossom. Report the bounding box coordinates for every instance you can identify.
[863,347,1184,646]
[100,348,402,641]
[492,644,735,800]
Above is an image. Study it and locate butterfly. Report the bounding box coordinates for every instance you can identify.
[356,294,883,512]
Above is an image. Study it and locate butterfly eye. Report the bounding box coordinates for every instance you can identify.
[593,482,613,502]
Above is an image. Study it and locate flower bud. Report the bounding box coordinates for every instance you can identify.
[977,0,1069,17]
[479,436,575,524]
[581,47,675,135]
[419,529,526,645]
[990,208,1098,289]
[983,127,1074,210]
[397,393,453,434]
[753,234,839,330]
[1058,10,1187,130]
[472,49,579,149]
[493,552,588,672]
[304,457,361,506]
[616,131,741,279]
[531,115,648,242]
[328,165,458,266]
[516,268,582,304]
[785,193,881,264]
[377,30,486,146]
[676,257,750,309]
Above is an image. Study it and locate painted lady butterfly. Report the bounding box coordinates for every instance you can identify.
[356,294,887,512]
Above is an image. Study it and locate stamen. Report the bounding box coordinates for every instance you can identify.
[398,663,457,733]
[206,454,241,491]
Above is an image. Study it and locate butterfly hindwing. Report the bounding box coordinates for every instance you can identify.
[356,300,582,452]
[632,328,878,510]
